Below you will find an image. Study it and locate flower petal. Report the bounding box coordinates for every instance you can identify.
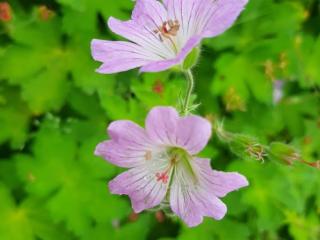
[95,120,152,168]
[107,120,151,147]
[166,0,247,40]
[132,0,168,28]
[196,158,249,197]
[169,158,228,227]
[176,115,212,155]
[202,0,249,38]
[145,106,179,145]
[109,157,170,213]
[108,17,175,59]
[91,39,158,73]
[140,36,201,72]
[166,0,201,44]
[95,141,147,168]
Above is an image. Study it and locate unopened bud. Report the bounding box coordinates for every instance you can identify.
[155,211,165,223]
[38,5,55,21]
[230,134,267,162]
[0,2,11,22]
[215,121,267,162]
[223,87,246,112]
[269,142,300,165]
[128,212,139,222]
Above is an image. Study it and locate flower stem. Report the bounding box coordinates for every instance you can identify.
[182,69,194,115]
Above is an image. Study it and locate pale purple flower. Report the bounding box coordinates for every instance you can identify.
[95,106,248,227]
[91,0,248,73]
[273,80,284,104]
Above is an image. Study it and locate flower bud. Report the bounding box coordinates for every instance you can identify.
[0,2,12,22]
[230,134,267,162]
[268,142,300,165]
[215,122,267,162]
[38,5,55,21]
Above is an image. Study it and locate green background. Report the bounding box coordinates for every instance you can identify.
[0,0,319,239]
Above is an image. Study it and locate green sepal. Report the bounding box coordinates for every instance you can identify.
[182,47,200,70]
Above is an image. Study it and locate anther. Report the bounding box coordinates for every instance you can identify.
[154,19,180,40]
[156,172,169,184]
[145,151,152,161]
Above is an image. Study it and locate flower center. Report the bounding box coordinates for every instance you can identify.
[153,147,197,184]
[156,172,169,184]
[154,20,180,54]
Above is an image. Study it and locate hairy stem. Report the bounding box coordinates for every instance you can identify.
[182,69,194,115]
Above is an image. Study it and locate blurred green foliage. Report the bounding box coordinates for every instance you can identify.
[0,0,319,239]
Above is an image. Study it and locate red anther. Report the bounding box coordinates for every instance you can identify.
[0,2,12,22]
[162,24,169,34]
[156,172,169,184]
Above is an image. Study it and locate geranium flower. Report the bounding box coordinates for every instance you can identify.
[95,107,248,227]
[91,0,248,73]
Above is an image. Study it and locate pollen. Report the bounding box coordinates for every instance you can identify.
[145,150,152,161]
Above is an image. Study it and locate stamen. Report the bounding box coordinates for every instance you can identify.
[145,151,152,161]
[154,19,180,53]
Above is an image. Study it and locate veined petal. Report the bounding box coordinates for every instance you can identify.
[108,120,151,146]
[166,0,247,40]
[176,115,212,155]
[109,155,171,213]
[166,0,210,43]
[132,0,168,28]
[95,140,149,168]
[108,17,175,59]
[95,120,153,168]
[91,39,158,73]
[162,0,169,7]
[145,106,179,145]
[196,158,249,197]
[166,0,198,45]
[169,157,228,227]
[140,36,201,72]
[201,0,249,38]
[144,104,211,154]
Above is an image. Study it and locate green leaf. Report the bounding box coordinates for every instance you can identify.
[16,117,130,236]
[0,86,31,148]
[0,184,73,240]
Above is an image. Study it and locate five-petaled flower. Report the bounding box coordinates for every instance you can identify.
[95,107,249,227]
[91,0,248,73]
